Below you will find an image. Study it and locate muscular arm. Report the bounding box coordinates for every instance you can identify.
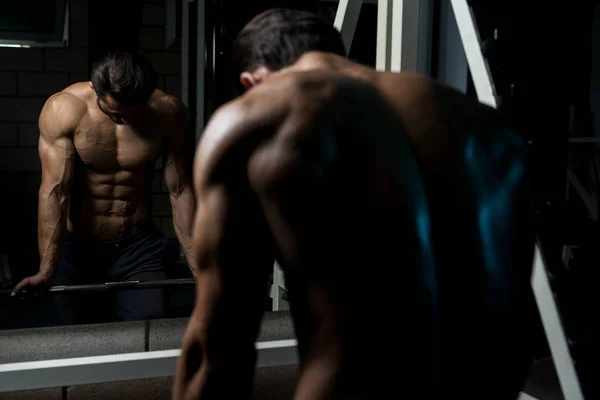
[163,101,197,273]
[173,105,275,399]
[12,93,82,296]
[37,95,79,280]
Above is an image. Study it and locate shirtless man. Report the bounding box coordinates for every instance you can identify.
[11,51,196,323]
[173,9,535,399]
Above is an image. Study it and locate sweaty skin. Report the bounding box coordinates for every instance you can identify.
[12,83,196,296]
[174,53,534,399]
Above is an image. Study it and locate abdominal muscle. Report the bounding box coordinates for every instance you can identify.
[67,168,152,241]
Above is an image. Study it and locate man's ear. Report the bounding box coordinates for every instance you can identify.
[240,72,257,89]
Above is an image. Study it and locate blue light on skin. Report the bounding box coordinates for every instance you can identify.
[463,130,526,306]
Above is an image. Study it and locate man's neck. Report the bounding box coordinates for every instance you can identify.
[287,52,376,82]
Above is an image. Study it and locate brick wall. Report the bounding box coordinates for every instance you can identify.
[0,0,182,279]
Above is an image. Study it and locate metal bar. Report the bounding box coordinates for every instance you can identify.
[377,0,432,74]
[0,279,195,297]
[165,0,177,49]
[531,245,584,400]
[319,0,376,3]
[271,262,289,311]
[376,0,393,71]
[333,0,363,52]
[181,0,190,107]
[568,137,600,144]
[567,168,598,219]
[565,142,572,207]
[517,393,539,400]
[390,0,420,73]
[416,0,434,75]
[195,0,206,142]
[0,340,298,392]
[62,1,69,47]
[449,0,497,107]
[436,0,468,92]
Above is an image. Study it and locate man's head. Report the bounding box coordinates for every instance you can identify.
[233,8,347,89]
[90,51,157,124]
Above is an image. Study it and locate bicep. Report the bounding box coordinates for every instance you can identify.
[38,94,78,191]
[164,106,193,193]
[38,134,75,191]
[190,99,275,272]
[192,183,274,274]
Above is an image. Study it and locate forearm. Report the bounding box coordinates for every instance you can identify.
[186,270,261,398]
[170,185,197,272]
[37,188,68,278]
[193,342,257,399]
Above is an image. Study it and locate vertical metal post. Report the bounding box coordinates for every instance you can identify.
[334,0,363,52]
[195,0,206,143]
[416,0,433,76]
[377,0,432,74]
[271,262,289,311]
[181,0,190,107]
[376,0,393,71]
[390,0,420,73]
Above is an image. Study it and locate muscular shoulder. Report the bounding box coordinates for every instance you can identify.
[148,90,189,120]
[40,90,87,140]
[193,88,292,187]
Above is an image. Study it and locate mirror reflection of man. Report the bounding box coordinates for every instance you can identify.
[11,51,197,324]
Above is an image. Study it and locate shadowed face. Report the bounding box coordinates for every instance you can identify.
[96,94,145,125]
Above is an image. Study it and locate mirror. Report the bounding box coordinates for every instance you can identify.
[0,0,197,329]
[0,0,382,331]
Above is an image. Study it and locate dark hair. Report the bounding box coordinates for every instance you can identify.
[233,8,347,75]
[90,51,157,106]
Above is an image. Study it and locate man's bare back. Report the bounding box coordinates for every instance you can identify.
[174,52,534,399]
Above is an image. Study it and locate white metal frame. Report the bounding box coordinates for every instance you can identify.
[376,0,431,74]
[449,0,497,107]
[566,137,600,220]
[449,0,498,107]
[0,340,298,393]
[389,0,420,73]
[375,0,393,71]
[531,247,584,400]
[436,0,468,92]
[333,0,363,51]
[517,394,539,400]
[271,261,289,311]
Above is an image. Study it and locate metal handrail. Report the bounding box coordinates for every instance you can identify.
[0,278,195,297]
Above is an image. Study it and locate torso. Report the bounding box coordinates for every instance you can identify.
[221,53,532,398]
[63,83,172,241]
